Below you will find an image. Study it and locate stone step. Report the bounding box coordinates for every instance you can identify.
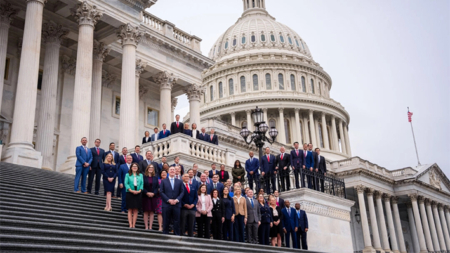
[0,243,162,253]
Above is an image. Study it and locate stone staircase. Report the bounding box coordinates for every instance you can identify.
[0,162,319,252]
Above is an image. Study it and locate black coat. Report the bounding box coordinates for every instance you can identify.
[170,121,184,134]
[316,155,327,174]
[211,198,225,218]
[276,153,291,174]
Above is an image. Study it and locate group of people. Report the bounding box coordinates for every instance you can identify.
[142,114,219,145]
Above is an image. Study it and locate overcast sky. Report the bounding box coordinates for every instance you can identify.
[149,0,450,176]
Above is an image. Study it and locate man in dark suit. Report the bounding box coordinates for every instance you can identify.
[104,142,120,165]
[218,164,229,183]
[207,128,218,145]
[170,114,184,134]
[261,147,276,194]
[171,156,184,175]
[209,163,218,178]
[290,142,304,189]
[88,138,104,195]
[276,146,291,191]
[246,189,261,244]
[199,173,213,194]
[273,190,285,208]
[151,127,159,142]
[282,200,298,248]
[158,156,167,172]
[198,127,209,141]
[180,174,198,237]
[158,123,171,139]
[160,166,184,235]
[118,147,128,167]
[118,155,132,213]
[187,169,199,189]
[131,145,143,164]
[245,151,260,191]
[303,143,315,189]
[139,150,159,175]
[211,174,224,197]
[314,148,327,192]
[295,202,308,250]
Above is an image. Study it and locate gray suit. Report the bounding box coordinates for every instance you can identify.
[246,197,261,244]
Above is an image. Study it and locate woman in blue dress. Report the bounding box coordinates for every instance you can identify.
[257,194,273,245]
[222,186,235,241]
[101,153,117,211]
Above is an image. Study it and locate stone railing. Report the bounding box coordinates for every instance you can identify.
[142,11,201,52]
[330,156,418,179]
[141,133,235,167]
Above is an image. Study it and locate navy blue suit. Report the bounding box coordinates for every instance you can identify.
[304,151,315,189]
[282,207,299,248]
[88,147,104,194]
[245,157,260,191]
[290,149,305,188]
[74,146,93,193]
[207,134,218,145]
[158,129,171,139]
[160,177,184,235]
[296,209,308,249]
[104,150,120,165]
[198,132,209,142]
[118,154,127,167]
[131,153,143,165]
[211,182,224,197]
[118,163,130,212]
[180,182,198,237]
[261,154,277,194]
[259,203,273,245]
[222,197,235,241]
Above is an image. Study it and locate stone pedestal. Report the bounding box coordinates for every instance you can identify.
[280,188,355,253]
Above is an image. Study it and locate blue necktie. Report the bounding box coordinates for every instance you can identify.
[170,178,174,190]
[298,211,300,219]
[288,208,291,216]
[251,198,254,208]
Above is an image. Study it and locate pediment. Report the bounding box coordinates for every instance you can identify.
[416,164,450,194]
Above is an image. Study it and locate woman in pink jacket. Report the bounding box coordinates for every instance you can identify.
[196,184,213,239]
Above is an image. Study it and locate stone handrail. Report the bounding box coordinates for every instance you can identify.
[142,11,164,33]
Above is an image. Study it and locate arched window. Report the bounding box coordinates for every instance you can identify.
[253,74,259,90]
[224,41,228,49]
[278,73,284,90]
[269,119,276,128]
[251,35,256,43]
[240,76,246,92]
[229,79,234,95]
[284,119,291,144]
[233,38,237,46]
[280,35,285,43]
[301,40,305,50]
[301,76,306,92]
[241,121,248,128]
[210,85,214,101]
[318,123,324,148]
[295,39,300,47]
[219,82,223,98]
[252,0,255,7]
[242,36,246,44]
[290,74,296,91]
[288,36,293,45]
[265,73,272,89]
[261,34,266,42]
[310,79,315,94]
[270,34,276,42]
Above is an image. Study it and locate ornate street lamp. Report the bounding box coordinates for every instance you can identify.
[240,106,278,167]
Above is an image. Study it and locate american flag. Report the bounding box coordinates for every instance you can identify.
[408,110,413,122]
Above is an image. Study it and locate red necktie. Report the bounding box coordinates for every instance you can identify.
[304,151,307,158]
[222,171,224,177]
[84,147,87,154]
[211,135,213,141]
[281,153,283,160]
[296,150,299,156]
[186,183,190,193]
[164,130,166,134]
[267,155,270,162]
[177,122,179,127]
[96,148,99,155]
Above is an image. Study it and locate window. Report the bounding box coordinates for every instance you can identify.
[210,85,214,101]
[219,82,223,98]
[4,58,10,80]
[310,79,315,94]
[146,108,159,127]
[37,69,43,90]
[265,73,272,89]
[253,74,259,91]
[301,76,306,92]
[318,82,321,95]
[284,119,291,144]
[242,36,246,44]
[114,95,121,116]
[233,38,237,46]
[251,35,256,43]
[278,73,284,90]
[229,79,234,95]
[318,123,324,148]
[261,34,266,42]
[240,76,246,92]
[271,34,276,42]
[295,39,300,47]
[225,41,228,49]
[269,119,276,128]
[290,74,296,91]
[301,40,305,50]
[288,36,293,45]
[280,35,285,43]
[252,0,255,7]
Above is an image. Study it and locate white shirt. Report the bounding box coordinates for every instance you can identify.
[133,176,137,186]
[273,208,279,216]
[192,130,197,139]
[318,155,321,163]
[153,133,158,141]
[201,194,206,211]
[213,197,219,205]
[236,195,243,204]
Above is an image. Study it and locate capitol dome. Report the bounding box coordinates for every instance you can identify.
[208,2,312,62]
[197,0,352,161]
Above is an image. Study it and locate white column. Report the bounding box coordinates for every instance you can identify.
[0,1,17,114]
[383,194,399,253]
[355,185,374,251]
[3,0,47,168]
[278,108,286,143]
[89,40,109,146]
[294,109,302,144]
[432,202,447,251]
[308,110,317,147]
[314,117,320,148]
[438,205,450,251]
[156,71,176,128]
[185,84,204,128]
[406,203,421,253]
[426,200,441,251]
[409,195,429,253]
[135,59,147,144]
[321,113,330,149]
[231,112,236,126]
[418,196,435,251]
[35,22,68,170]
[338,119,347,154]
[246,109,252,130]
[302,114,309,144]
[171,97,177,123]
[344,123,352,156]
[59,2,103,173]
[331,115,339,151]
[117,23,142,151]
[366,189,382,250]
[446,207,450,239]
[392,197,407,253]
[374,192,390,251]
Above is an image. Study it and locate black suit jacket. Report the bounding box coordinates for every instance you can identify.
[142,136,151,144]
[316,155,327,173]
[312,151,319,168]
[277,197,285,209]
[198,133,209,141]
[90,147,105,168]
[118,154,128,167]
[170,121,184,134]
[139,160,160,175]
[211,198,225,218]
[276,153,291,173]
[218,170,229,183]
[207,134,218,145]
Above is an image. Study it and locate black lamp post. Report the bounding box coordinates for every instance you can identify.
[240,106,278,169]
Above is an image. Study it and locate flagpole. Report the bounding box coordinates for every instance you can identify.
[408,107,421,166]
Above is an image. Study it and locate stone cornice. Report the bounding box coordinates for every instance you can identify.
[71,1,103,27]
[121,0,157,10]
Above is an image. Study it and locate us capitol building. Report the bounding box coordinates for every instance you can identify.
[0,0,449,253]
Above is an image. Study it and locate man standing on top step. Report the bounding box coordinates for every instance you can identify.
[74,137,93,194]
[88,138,104,195]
